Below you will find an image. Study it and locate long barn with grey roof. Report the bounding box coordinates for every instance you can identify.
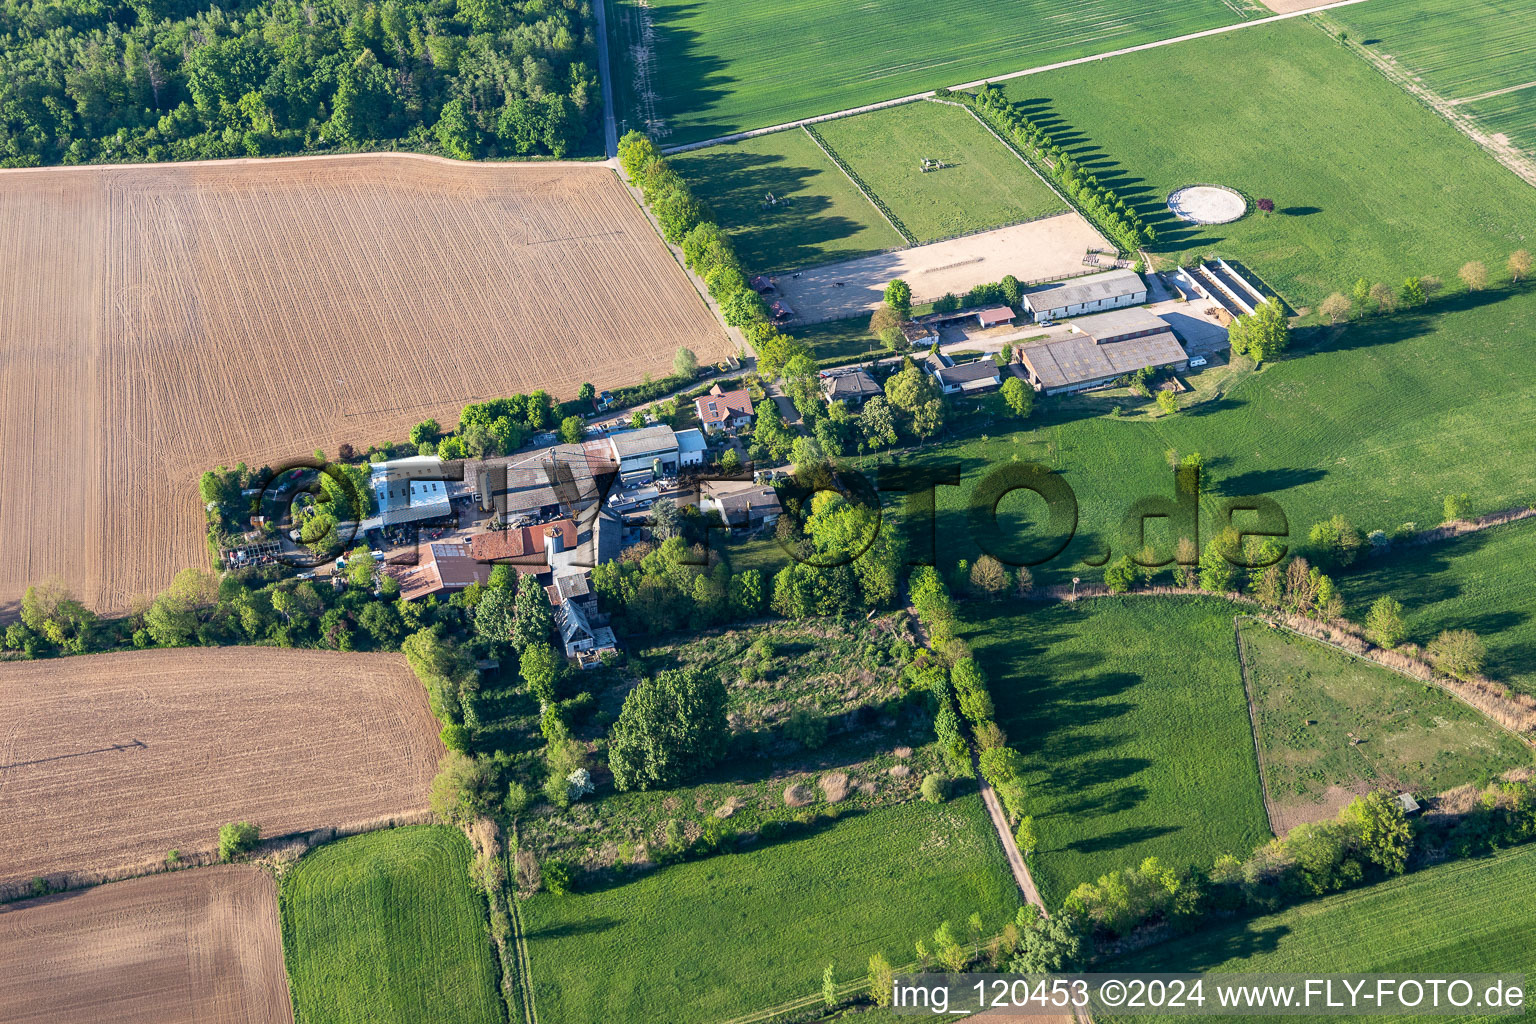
[1021,269,1147,321]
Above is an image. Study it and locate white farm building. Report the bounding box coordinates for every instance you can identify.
[1022,269,1147,322]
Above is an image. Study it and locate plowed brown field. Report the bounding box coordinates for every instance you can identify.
[0,647,441,894]
[0,865,293,1024]
[0,154,727,615]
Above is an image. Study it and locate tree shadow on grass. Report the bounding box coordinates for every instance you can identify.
[523,916,622,940]
[1060,823,1180,855]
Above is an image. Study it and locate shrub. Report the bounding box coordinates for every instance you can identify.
[920,773,950,803]
[218,821,260,862]
[785,707,829,749]
[543,859,574,895]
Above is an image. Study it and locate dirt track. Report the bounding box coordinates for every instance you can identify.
[0,156,727,616]
[774,213,1109,323]
[0,647,442,893]
[0,865,293,1024]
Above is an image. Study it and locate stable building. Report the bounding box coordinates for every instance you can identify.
[1021,268,1147,321]
[1018,308,1189,395]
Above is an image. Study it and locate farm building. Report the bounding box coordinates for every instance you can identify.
[472,441,617,526]
[384,541,492,601]
[694,383,754,433]
[1021,268,1146,321]
[901,321,940,347]
[927,356,1002,395]
[467,518,578,571]
[1018,309,1189,395]
[363,457,454,530]
[607,425,680,482]
[702,480,783,531]
[551,572,618,667]
[676,428,709,466]
[819,367,881,406]
[974,306,1015,329]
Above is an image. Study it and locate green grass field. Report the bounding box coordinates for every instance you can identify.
[1338,521,1536,695]
[1331,0,1536,153]
[608,0,1253,146]
[961,597,1269,902]
[814,101,1067,243]
[672,128,903,273]
[1109,843,1536,1024]
[1240,621,1531,818]
[791,315,884,367]
[520,796,1018,1024]
[997,19,1536,305]
[905,286,1536,591]
[279,827,503,1024]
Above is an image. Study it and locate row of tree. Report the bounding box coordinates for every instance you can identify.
[1318,252,1531,324]
[967,86,1152,253]
[618,131,810,379]
[0,0,600,166]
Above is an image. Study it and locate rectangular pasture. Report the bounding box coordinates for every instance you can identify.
[671,128,904,273]
[1108,843,1536,1023]
[998,19,1536,305]
[0,866,294,1024]
[815,101,1067,243]
[960,597,1270,903]
[608,0,1251,146]
[0,647,442,896]
[0,155,727,617]
[1240,620,1533,833]
[520,796,1018,1024]
[280,827,502,1024]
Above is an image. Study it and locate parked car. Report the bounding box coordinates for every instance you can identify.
[1189,356,1208,368]
[1037,318,1056,327]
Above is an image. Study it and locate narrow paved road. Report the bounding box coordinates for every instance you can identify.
[662,0,1372,155]
[592,0,620,158]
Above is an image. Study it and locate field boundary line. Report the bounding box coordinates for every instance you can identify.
[660,0,1373,155]
[801,125,917,245]
[1448,79,1536,107]
[1233,616,1281,837]
[1308,13,1536,188]
[508,893,540,1024]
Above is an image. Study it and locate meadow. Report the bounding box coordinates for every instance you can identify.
[279,827,503,1024]
[815,101,1066,243]
[607,0,1252,146]
[519,796,1018,1024]
[961,597,1269,902]
[1338,521,1536,695]
[997,19,1536,305]
[906,286,1536,592]
[1240,621,1532,830]
[672,129,903,273]
[1109,843,1536,1024]
[1331,0,1536,152]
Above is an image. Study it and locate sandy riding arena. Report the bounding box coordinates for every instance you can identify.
[0,647,442,894]
[1167,184,1248,225]
[773,212,1109,323]
[0,155,727,617]
[0,866,294,1024]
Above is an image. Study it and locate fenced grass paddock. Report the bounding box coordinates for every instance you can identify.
[814,101,1067,244]
[672,128,905,274]
[520,796,1017,1024]
[961,597,1269,903]
[1239,620,1533,833]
